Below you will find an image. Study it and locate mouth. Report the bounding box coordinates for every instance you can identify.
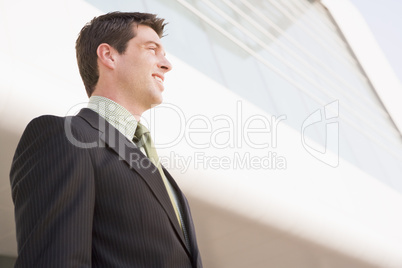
[152,74,164,84]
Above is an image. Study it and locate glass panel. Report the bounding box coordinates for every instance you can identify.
[204,22,278,115]
[144,0,226,85]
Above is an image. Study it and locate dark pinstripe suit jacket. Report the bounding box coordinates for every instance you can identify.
[10,108,202,268]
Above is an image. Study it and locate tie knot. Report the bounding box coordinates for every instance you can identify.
[133,122,151,146]
[134,122,150,139]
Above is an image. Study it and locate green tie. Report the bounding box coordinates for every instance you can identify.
[134,122,185,231]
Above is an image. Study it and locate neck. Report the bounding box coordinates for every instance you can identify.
[91,92,145,122]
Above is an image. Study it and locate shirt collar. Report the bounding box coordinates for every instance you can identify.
[87,96,137,141]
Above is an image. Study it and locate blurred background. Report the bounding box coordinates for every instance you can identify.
[1,0,402,267]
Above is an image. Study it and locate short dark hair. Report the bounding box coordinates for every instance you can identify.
[75,11,167,97]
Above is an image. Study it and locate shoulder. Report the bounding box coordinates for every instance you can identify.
[25,114,90,134]
[26,110,99,134]
[10,114,95,192]
[16,115,66,153]
[16,113,95,154]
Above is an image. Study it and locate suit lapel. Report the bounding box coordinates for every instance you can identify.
[76,108,188,253]
[164,167,200,263]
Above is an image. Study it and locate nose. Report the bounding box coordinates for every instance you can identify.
[159,55,173,73]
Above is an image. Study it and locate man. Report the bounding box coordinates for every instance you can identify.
[10,12,202,267]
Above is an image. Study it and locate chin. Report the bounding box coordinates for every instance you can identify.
[149,98,163,109]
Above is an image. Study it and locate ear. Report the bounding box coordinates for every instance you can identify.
[97,43,116,70]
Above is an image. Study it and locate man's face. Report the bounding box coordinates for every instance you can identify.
[115,24,172,113]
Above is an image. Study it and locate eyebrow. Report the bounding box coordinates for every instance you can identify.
[144,41,166,56]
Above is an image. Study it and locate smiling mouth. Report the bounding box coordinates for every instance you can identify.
[153,75,164,84]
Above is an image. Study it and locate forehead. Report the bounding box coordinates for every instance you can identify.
[132,24,162,44]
